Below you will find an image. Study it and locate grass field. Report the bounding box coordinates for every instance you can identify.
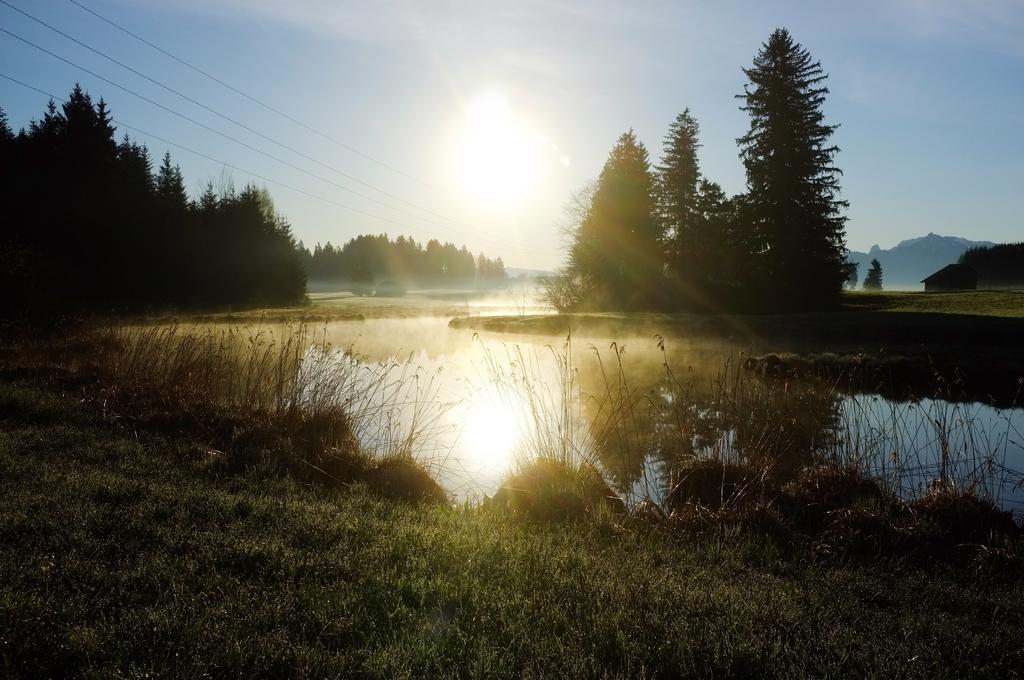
[446,289,1024,351]
[1,380,1022,678]
[844,289,1024,318]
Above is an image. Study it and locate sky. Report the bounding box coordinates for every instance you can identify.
[1,0,1022,269]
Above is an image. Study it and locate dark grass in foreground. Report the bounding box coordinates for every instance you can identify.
[2,383,1024,678]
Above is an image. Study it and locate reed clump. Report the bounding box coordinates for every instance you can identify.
[33,324,449,499]
[488,457,624,520]
[481,334,1021,559]
[665,459,765,511]
[907,483,1020,546]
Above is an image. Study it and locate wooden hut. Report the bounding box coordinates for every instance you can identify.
[920,264,978,292]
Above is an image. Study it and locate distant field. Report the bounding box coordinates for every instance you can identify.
[844,290,1024,318]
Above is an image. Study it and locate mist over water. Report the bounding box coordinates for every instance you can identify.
[269,295,1024,514]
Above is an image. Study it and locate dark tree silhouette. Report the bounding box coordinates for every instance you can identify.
[655,106,750,308]
[863,258,883,290]
[959,243,1024,288]
[843,259,859,290]
[568,130,662,309]
[657,110,702,284]
[737,28,848,310]
[299,234,506,291]
[0,106,12,143]
[0,85,307,319]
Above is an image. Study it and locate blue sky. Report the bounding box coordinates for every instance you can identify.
[1,0,1022,269]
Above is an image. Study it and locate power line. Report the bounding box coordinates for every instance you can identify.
[0,1,459,227]
[65,0,436,191]
[0,71,534,255]
[0,25,488,242]
[0,22,531,254]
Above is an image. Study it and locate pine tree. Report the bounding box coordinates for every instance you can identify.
[197,182,218,213]
[0,105,13,144]
[570,130,661,308]
[737,28,848,310]
[657,110,702,283]
[155,152,188,211]
[863,259,883,290]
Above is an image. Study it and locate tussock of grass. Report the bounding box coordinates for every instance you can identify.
[908,484,1020,546]
[363,457,448,504]
[776,465,887,531]
[489,457,624,520]
[666,459,765,511]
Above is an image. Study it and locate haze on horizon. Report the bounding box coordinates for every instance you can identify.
[1,0,1021,269]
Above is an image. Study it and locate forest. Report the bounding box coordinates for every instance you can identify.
[960,243,1024,288]
[0,86,307,317]
[300,235,507,289]
[0,86,513,320]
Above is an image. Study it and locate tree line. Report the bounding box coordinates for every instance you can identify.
[960,243,1024,288]
[0,85,306,318]
[546,28,850,313]
[300,235,507,289]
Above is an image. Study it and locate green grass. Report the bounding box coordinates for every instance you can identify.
[844,289,1024,318]
[2,381,1023,678]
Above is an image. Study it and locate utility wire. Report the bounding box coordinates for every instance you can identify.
[65,0,436,191]
[0,71,534,255]
[0,25,521,249]
[0,1,459,228]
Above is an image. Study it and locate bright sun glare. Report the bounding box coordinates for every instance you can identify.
[453,92,547,208]
[461,394,520,469]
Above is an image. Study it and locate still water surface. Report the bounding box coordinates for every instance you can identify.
[284,310,1024,515]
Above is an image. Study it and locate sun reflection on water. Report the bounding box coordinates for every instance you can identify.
[459,392,521,474]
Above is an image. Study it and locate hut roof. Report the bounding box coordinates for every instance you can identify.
[921,263,977,285]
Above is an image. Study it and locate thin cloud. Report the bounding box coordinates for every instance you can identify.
[895,0,1024,57]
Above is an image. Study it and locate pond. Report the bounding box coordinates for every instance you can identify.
[280,309,1024,516]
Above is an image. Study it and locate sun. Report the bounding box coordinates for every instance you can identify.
[461,393,520,469]
[452,92,544,208]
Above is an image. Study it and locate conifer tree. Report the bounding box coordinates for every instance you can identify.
[570,130,661,308]
[737,28,848,310]
[0,105,12,144]
[657,109,702,283]
[863,259,883,290]
[155,152,188,211]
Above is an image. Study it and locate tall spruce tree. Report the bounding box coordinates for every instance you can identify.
[737,28,848,310]
[570,130,661,309]
[657,110,702,285]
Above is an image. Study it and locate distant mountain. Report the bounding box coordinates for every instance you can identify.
[847,233,995,290]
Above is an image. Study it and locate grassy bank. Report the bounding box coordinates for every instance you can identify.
[447,290,1024,405]
[845,289,1024,318]
[449,303,1024,349]
[2,380,1023,678]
